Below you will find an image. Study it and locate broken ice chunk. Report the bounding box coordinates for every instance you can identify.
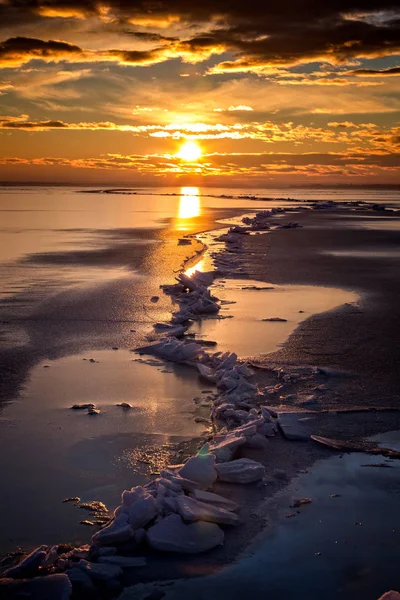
[216,458,265,484]
[178,446,217,489]
[146,514,224,554]
[176,495,238,525]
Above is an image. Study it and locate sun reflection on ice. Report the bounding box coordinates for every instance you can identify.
[185,257,205,277]
[177,187,201,230]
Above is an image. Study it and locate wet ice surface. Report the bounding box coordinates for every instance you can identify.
[325,250,400,259]
[343,218,400,231]
[0,350,211,552]
[132,431,400,600]
[189,279,358,357]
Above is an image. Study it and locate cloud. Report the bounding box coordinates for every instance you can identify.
[0,36,83,67]
[0,34,227,69]
[0,81,13,92]
[274,77,382,87]
[213,105,253,112]
[228,105,253,111]
[0,1,399,185]
[328,121,359,128]
[0,115,139,130]
[1,115,399,155]
[0,36,165,68]
[1,151,399,182]
[1,2,400,74]
[350,66,400,76]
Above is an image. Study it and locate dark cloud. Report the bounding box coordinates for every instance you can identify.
[0,118,68,128]
[0,36,81,58]
[0,36,170,67]
[123,30,178,43]
[1,1,399,71]
[351,66,400,76]
[0,36,82,66]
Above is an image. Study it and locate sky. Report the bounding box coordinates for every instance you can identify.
[0,0,399,186]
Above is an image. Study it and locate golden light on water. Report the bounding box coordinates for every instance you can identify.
[178,187,200,219]
[177,187,201,231]
[177,141,202,162]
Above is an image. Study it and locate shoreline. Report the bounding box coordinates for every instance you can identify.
[2,200,400,598]
[117,203,400,598]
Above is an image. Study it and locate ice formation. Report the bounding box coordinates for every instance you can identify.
[216,458,265,483]
[0,208,315,596]
[146,514,224,554]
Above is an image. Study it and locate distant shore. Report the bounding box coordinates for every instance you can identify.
[1,181,400,190]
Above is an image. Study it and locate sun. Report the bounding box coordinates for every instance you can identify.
[177,141,202,162]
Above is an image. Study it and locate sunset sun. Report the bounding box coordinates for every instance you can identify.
[177,141,202,162]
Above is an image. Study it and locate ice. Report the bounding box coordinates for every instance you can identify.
[3,545,47,577]
[94,547,117,557]
[66,568,94,592]
[121,486,147,507]
[209,434,246,462]
[277,412,313,440]
[245,433,269,448]
[261,406,278,419]
[43,546,59,567]
[127,489,157,529]
[139,338,205,363]
[197,363,217,382]
[260,422,277,437]
[70,545,90,560]
[176,495,239,525]
[233,421,259,436]
[216,458,265,483]
[156,476,183,494]
[153,323,188,337]
[77,559,122,581]
[163,496,178,513]
[262,317,287,322]
[178,446,218,489]
[146,514,224,554]
[97,556,146,568]
[92,514,133,546]
[0,574,72,600]
[159,470,200,492]
[191,489,239,511]
[134,528,146,545]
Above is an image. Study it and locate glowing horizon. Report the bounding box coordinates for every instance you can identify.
[0,1,399,186]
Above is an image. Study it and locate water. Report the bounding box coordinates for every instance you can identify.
[0,185,299,314]
[190,278,358,357]
[0,351,211,551]
[0,184,397,552]
[0,185,397,304]
[133,431,400,600]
